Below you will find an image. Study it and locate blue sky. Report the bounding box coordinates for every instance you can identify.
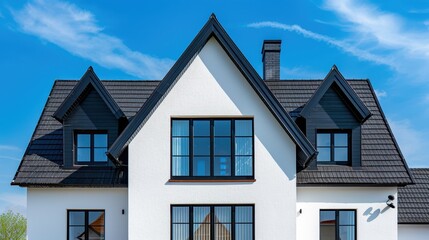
[1,0,429,215]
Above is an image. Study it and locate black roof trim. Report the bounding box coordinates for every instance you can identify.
[52,66,125,122]
[108,14,316,167]
[300,65,372,123]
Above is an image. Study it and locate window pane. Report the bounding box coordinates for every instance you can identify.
[94,134,108,147]
[214,207,231,223]
[235,224,252,240]
[334,148,348,162]
[339,226,355,240]
[88,211,104,224]
[172,207,189,223]
[88,212,105,239]
[194,207,211,223]
[215,223,231,240]
[172,120,189,137]
[235,207,253,223]
[172,157,189,176]
[77,134,90,147]
[235,157,252,176]
[235,137,252,155]
[339,211,355,225]
[214,120,231,136]
[317,148,331,162]
[172,137,189,155]
[214,157,231,176]
[320,211,336,240]
[317,133,330,147]
[69,226,85,240]
[194,138,210,155]
[235,120,252,136]
[194,120,210,137]
[194,223,211,240]
[214,137,231,155]
[335,133,348,147]
[69,211,85,225]
[77,148,90,162]
[172,224,189,240]
[193,157,210,176]
[94,148,108,162]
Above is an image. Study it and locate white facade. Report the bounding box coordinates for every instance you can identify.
[27,188,128,240]
[128,37,297,239]
[297,187,398,240]
[398,225,429,240]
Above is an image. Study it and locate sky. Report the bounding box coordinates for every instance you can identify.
[1,0,429,215]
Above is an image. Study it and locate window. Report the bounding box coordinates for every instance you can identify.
[171,205,254,240]
[68,210,105,240]
[171,119,253,179]
[317,131,349,164]
[320,210,356,240]
[75,132,108,164]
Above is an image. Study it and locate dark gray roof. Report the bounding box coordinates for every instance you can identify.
[266,79,413,185]
[12,80,159,187]
[13,78,413,187]
[108,14,316,168]
[398,168,429,224]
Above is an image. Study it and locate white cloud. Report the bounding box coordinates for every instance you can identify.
[374,89,387,99]
[248,21,393,67]
[281,66,325,79]
[409,8,429,14]
[388,118,429,167]
[11,0,173,79]
[0,145,20,151]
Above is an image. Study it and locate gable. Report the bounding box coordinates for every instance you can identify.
[53,67,125,123]
[300,66,371,123]
[108,15,316,167]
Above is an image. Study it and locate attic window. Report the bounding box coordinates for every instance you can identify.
[316,131,350,164]
[75,131,108,164]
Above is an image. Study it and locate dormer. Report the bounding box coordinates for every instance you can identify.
[298,66,371,169]
[53,67,126,168]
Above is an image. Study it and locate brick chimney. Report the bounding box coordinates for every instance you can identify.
[262,40,281,81]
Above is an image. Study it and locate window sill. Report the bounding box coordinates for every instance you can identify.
[168,179,256,183]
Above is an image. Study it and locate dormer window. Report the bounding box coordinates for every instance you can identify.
[316,130,350,164]
[75,131,108,164]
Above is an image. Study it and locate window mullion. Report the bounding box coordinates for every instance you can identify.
[232,206,236,240]
[331,133,335,163]
[190,206,194,240]
[85,211,89,240]
[210,120,214,177]
[231,120,235,177]
[190,121,194,177]
[91,134,94,164]
[210,206,214,240]
[336,211,339,240]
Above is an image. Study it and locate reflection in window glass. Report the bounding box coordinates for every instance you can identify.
[76,133,108,164]
[68,210,105,240]
[320,210,355,240]
[317,132,349,163]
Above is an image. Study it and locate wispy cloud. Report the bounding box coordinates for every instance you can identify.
[281,66,324,79]
[409,8,429,14]
[249,0,429,83]
[248,21,393,67]
[388,118,429,167]
[374,89,387,99]
[0,145,20,151]
[11,0,173,79]
[0,193,27,216]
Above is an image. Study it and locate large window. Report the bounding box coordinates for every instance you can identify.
[320,210,356,240]
[316,131,349,164]
[171,119,253,179]
[75,131,108,164]
[68,210,105,240]
[171,205,254,240]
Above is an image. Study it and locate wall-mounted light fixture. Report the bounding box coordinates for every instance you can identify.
[386,195,395,208]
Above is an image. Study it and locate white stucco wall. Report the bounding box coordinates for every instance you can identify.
[398,224,429,240]
[297,187,398,240]
[128,37,297,239]
[27,188,128,240]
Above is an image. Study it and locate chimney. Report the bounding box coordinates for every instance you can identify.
[262,40,281,80]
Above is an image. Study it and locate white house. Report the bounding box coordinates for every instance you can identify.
[13,14,425,240]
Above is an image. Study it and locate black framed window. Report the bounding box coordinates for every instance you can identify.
[68,210,105,240]
[320,210,356,240]
[75,131,108,164]
[316,131,350,164]
[171,205,254,240]
[171,119,254,179]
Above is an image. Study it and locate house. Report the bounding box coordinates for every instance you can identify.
[398,168,429,240]
[12,14,418,240]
